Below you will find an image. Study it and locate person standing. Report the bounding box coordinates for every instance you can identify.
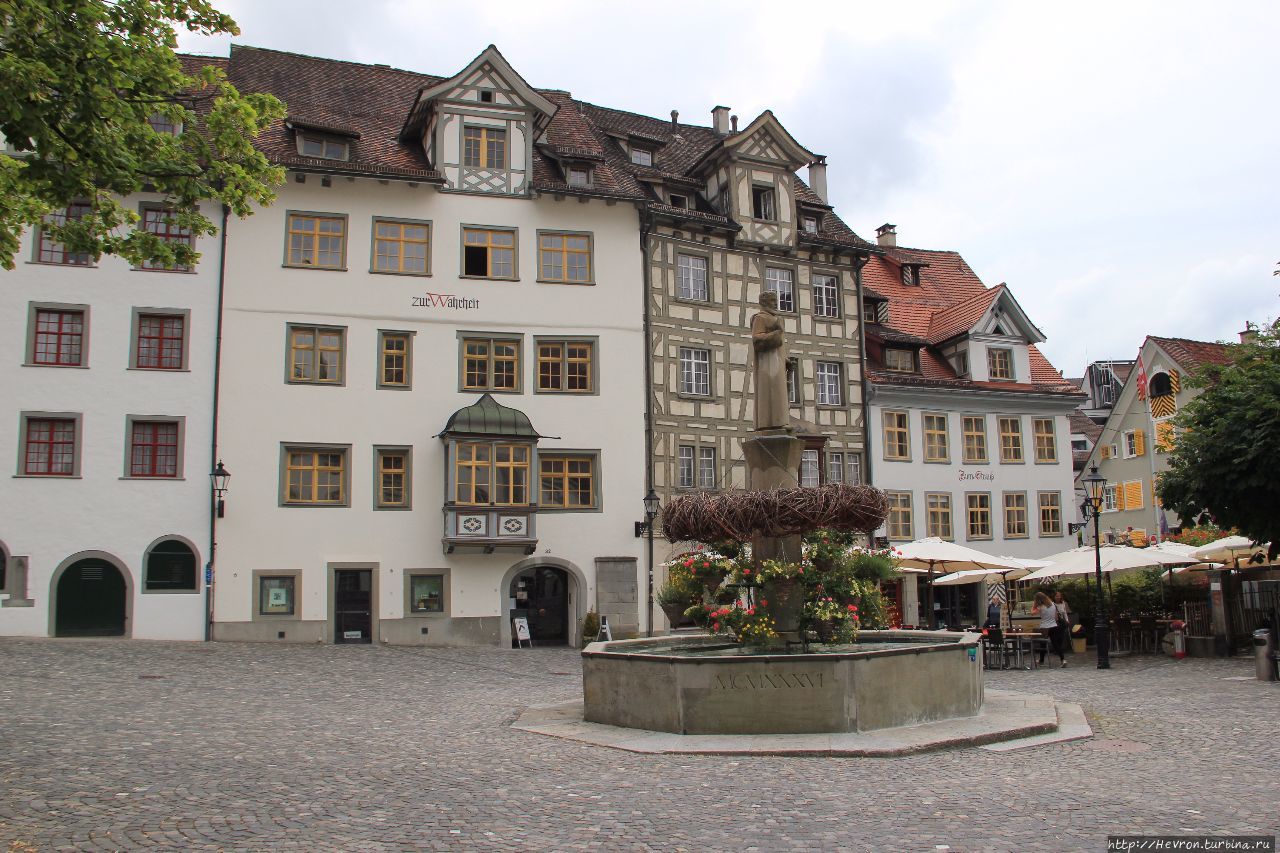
[1033,591,1066,667]
[1053,591,1072,654]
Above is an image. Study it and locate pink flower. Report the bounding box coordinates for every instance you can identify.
[712,622,720,631]
[847,604,856,612]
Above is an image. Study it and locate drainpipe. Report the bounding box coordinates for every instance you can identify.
[206,203,230,643]
[853,251,873,489]
[640,209,656,636]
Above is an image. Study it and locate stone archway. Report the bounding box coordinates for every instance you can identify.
[49,551,133,638]
[499,556,588,648]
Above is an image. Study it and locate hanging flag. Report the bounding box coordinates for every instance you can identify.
[1135,354,1148,400]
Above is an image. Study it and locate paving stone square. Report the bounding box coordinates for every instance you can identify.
[0,638,1276,851]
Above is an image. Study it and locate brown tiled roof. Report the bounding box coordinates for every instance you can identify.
[1070,411,1103,443]
[862,245,1077,396]
[183,45,873,246]
[1148,337,1234,371]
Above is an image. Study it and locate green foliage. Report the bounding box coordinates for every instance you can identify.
[0,0,286,269]
[1159,320,1280,560]
[580,611,600,647]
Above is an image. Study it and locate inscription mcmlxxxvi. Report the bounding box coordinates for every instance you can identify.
[713,672,823,690]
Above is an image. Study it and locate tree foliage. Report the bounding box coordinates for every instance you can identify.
[0,0,285,269]
[1158,320,1280,559]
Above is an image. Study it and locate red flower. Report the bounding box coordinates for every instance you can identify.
[760,599,768,606]
[847,604,856,612]
[684,558,694,567]
[748,608,755,616]
[743,568,752,575]
[701,561,710,569]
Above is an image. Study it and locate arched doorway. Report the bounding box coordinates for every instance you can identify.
[509,566,569,646]
[55,558,127,637]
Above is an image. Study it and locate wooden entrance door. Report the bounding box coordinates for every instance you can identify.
[334,569,372,644]
[56,560,126,637]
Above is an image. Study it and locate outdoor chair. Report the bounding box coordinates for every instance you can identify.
[1138,616,1160,653]
[983,629,1014,669]
[1110,620,1133,653]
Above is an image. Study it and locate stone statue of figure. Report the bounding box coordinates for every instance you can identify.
[751,291,791,431]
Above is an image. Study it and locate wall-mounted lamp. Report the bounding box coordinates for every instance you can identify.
[211,460,231,518]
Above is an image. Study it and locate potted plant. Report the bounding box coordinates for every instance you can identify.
[656,581,693,628]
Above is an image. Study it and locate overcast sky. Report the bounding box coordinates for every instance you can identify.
[178,0,1279,375]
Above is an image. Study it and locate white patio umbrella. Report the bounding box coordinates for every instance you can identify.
[893,538,1025,629]
[932,564,1033,630]
[1192,536,1270,567]
[1021,545,1194,581]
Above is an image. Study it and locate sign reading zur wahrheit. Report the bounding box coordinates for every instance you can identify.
[412,292,480,310]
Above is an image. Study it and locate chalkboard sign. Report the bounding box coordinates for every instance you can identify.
[513,617,532,647]
[597,615,612,642]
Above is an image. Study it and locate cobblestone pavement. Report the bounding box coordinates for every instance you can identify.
[0,639,1276,852]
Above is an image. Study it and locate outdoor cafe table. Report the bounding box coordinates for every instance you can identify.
[1001,630,1051,669]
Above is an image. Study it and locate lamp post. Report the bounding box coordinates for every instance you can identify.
[642,489,661,637]
[1082,464,1110,669]
[211,460,230,518]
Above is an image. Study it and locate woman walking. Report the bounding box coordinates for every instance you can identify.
[1033,591,1067,667]
[1053,591,1072,654]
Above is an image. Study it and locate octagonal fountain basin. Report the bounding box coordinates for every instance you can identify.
[582,630,984,735]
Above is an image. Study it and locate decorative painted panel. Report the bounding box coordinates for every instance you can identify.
[458,513,488,536]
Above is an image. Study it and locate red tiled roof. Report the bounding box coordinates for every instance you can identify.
[180,46,873,248]
[1148,337,1234,371]
[862,246,1077,395]
[927,284,1004,343]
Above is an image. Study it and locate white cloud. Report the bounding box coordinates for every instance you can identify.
[177,0,1280,372]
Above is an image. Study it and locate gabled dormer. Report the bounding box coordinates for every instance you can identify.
[401,45,557,196]
[693,110,817,249]
[927,284,1045,384]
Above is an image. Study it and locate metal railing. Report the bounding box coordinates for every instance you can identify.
[1183,601,1211,637]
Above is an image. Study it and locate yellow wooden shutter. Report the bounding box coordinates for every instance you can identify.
[1124,480,1144,509]
[1100,444,1111,460]
[1155,422,1175,452]
[1133,429,1145,456]
[1115,485,1126,510]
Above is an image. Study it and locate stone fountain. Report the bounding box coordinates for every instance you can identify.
[582,292,984,735]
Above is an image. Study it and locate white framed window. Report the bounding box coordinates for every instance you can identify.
[862,300,879,324]
[678,445,695,488]
[800,449,820,487]
[679,347,710,396]
[677,254,709,301]
[669,193,688,209]
[751,185,776,220]
[566,167,591,188]
[816,361,843,406]
[698,447,716,489]
[1102,485,1118,513]
[786,357,800,405]
[884,348,915,373]
[765,268,795,312]
[631,147,653,167]
[901,265,919,286]
[813,273,839,318]
[847,454,862,485]
[802,215,819,234]
[926,493,954,540]
[826,451,844,484]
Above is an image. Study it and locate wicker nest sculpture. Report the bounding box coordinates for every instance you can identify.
[660,483,890,544]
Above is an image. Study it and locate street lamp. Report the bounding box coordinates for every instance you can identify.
[642,488,661,637]
[1082,464,1110,669]
[211,460,230,518]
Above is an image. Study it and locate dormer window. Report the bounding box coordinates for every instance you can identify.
[630,146,654,167]
[901,264,921,286]
[751,185,776,221]
[987,347,1014,381]
[952,351,970,377]
[566,166,591,188]
[297,134,349,161]
[148,113,181,135]
[862,300,880,324]
[802,215,819,234]
[884,347,916,373]
[669,193,688,209]
[463,126,507,169]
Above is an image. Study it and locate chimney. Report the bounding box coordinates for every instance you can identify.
[670,109,679,129]
[730,115,738,133]
[807,157,828,203]
[712,105,731,135]
[1240,322,1258,344]
[876,223,897,247]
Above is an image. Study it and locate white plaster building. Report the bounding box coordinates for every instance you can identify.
[860,226,1083,627]
[0,195,218,640]
[209,46,646,646]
